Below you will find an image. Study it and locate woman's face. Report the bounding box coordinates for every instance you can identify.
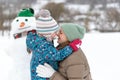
[57,28,68,44]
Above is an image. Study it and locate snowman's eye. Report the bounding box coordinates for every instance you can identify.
[16,19,19,22]
[25,19,28,21]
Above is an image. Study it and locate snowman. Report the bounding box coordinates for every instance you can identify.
[7,8,36,80]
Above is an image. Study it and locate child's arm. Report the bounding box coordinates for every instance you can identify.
[26,32,81,61]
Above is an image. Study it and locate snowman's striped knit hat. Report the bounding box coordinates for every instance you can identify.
[36,9,59,34]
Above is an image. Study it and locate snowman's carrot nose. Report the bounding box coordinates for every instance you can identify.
[20,22,25,27]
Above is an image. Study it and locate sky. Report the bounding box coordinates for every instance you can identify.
[0,32,120,80]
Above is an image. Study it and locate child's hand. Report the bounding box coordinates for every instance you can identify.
[69,39,82,51]
[47,33,57,41]
[27,30,36,34]
[13,31,28,39]
[13,33,22,39]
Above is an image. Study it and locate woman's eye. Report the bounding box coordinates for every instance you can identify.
[60,30,62,34]
[25,19,28,21]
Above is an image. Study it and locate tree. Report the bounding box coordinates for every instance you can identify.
[42,2,66,21]
[96,8,120,32]
[89,0,97,11]
[105,8,120,31]
[102,0,107,10]
[0,5,5,36]
[0,5,3,29]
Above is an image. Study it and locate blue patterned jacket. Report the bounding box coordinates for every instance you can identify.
[26,32,73,80]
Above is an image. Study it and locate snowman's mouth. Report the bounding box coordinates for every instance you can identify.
[18,26,31,30]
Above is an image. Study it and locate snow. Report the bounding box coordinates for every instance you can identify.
[0,36,32,80]
[0,32,120,80]
[0,49,13,80]
[81,32,120,80]
[107,3,120,9]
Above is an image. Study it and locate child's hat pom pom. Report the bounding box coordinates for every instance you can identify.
[39,9,51,18]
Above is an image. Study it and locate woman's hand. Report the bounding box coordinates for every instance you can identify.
[36,63,56,78]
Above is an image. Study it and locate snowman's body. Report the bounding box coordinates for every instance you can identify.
[7,37,31,80]
[0,49,14,80]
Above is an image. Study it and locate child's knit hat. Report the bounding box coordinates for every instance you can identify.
[36,9,59,35]
[61,23,86,41]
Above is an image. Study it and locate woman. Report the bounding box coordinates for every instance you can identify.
[36,23,92,80]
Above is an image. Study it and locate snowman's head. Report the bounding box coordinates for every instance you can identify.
[11,8,36,39]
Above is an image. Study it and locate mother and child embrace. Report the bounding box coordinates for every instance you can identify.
[11,8,92,80]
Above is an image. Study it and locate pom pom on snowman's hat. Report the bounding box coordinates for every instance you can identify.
[17,8,34,17]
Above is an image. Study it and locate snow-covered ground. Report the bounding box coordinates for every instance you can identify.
[81,32,120,80]
[0,32,120,80]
